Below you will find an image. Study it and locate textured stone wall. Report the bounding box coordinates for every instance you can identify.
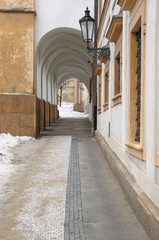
[45,102,50,127]
[40,99,45,131]
[50,104,55,124]
[0,0,34,8]
[54,105,58,121]
[0,12,34,93]
[0,94,40,138]
[73,103,84,112]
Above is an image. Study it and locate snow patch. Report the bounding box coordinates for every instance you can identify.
[0,133,34,192]
[58,102,88,118]
[0,133,34,161]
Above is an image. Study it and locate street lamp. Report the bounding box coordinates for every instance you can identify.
[79,7,110,60]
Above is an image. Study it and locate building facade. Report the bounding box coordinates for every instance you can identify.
[0,0,159,238]
[95,0,159,238]
[0,0,93,137]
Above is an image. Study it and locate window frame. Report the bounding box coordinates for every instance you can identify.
[112,33,122,107]
[125,0,146,160]
[103,61,109,111]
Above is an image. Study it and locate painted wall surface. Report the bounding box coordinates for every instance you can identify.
[102,110,109,139]
[0,0,34,8]
[111,104,122,145]
[96,0,159,209]
[0,12,34,93]
[156,0,159,150]
[58,79,75,103]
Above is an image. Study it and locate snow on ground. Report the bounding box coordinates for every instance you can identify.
[58,102,88,118]
[14,136,71,240]
[0,133,34,191]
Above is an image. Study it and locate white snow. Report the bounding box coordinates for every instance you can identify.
[58,102,88,118]
[0,133,34,161]
[0,133,34,191]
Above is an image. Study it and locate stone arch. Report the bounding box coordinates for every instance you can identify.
[35,27,93,104]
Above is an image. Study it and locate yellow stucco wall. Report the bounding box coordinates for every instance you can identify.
[0,12,34,93]
[0,0,34,8]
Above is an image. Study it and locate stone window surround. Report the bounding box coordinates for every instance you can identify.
[118,0,136,12]
[98,0,103,24]
[103,61,109,112]
[94,65,102,114]
[112,34,122,107]
[125,0,146,161]
[98,77,102,114]
[105,12,123,108]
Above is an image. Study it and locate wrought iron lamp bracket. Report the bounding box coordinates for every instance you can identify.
[86,43,110,60]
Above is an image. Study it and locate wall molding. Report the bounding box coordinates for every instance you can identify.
[0,8,36,15]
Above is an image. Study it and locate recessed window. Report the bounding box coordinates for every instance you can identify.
[103,64,109,112]
[98,77,102,114]
[105,72,109,103]
[135,27,141,142]
[126,0,146,160]
[115,53,121,96]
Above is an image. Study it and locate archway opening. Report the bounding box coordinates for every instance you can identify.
[57,78,89,118]
[35,27,93,121]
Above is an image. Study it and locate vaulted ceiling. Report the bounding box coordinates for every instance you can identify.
[35,28,93,102]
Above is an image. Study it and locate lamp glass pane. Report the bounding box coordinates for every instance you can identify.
[87,21,94,41]
[80,21,87,41]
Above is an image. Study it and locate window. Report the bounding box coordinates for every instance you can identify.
[103,62,109,111]
[135,27,141,142]
[112,39,122,106]
[114,53,121,96]
[125,0,146,160]
[106,12,123,107]
[105,72,109,102]
[94,64,102,114]
[98,77,102,114]
[129,21,142,143]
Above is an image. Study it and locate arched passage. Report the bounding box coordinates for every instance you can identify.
[35,27,93,106]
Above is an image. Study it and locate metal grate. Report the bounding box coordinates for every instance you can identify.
[135,28,141,142]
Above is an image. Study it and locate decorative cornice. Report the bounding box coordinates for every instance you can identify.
[95,64,102,76]
[117,0,136,11]
[97,107,102,114]
[0,8,36,15]
[106,16,123,43]
[96,0,110,43]
[112,93,122,107]
[103,102,109,111]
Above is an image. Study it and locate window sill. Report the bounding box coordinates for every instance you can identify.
[97,107,102,114]
[125,141,144,160]
[112,93,122,107]
[103,102,109,111]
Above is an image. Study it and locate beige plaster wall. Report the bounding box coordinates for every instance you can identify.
[0,12,34,93]
[0,0,34,8]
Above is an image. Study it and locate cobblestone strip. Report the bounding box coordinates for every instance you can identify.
[64,136,86,240]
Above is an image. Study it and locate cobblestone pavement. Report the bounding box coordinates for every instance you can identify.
[0,136,71,240]
[64,136,85,240]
